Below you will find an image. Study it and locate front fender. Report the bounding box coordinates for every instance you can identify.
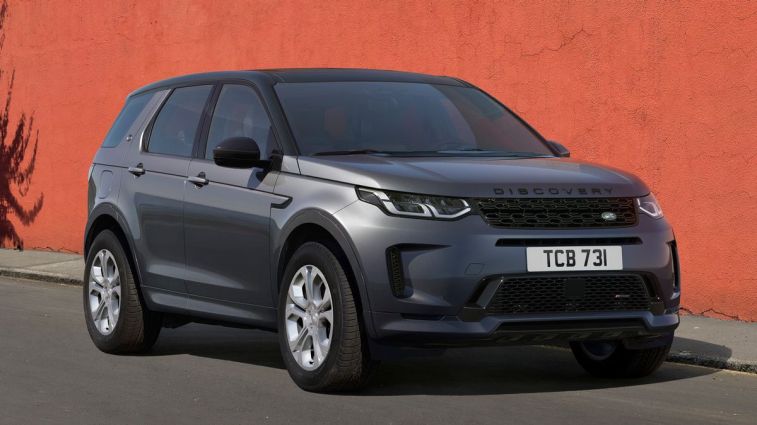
[271,206,377,337]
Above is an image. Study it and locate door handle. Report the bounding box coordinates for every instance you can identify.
[127,163,145,176]
[188,172,209,187]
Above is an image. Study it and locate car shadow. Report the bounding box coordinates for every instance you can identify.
[150,323,285,369]
[148,323,725,396]
[669,336,735,368]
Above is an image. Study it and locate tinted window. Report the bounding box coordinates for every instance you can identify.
[102,93,151,148]
[275,82,553,157]
[148,85,213,157]
[205,84,274,160]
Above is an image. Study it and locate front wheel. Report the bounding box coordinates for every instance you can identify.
[570,339,672,378]
[278,242,376,392]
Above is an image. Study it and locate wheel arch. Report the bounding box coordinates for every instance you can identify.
[274,209,375,337]
[84,203,143,289]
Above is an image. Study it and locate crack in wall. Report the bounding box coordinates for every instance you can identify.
[680,307,745,322]
[520,26,590,57]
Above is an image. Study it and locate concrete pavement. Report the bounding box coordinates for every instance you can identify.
[1,248,755,374]
[671,316,757,373]
[0,248,83,284]
[1,275,756,424]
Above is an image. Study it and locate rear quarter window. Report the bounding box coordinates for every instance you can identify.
[102,93,152,148]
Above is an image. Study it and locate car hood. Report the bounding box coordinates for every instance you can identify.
[296,155,650,198]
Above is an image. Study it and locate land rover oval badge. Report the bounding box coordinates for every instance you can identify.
[601,211,617,221]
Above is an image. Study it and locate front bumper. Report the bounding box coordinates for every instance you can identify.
[371,311,678,348]
[335,200,680,344]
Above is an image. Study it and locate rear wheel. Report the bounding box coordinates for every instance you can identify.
[83,230,161,353]
[278,242,376,392]
[570,339,671,378]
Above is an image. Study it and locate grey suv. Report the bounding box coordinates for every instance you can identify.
[84,69,680,392]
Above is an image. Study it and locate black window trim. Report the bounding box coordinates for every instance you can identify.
[142,82,218,159]
[270,82,302,156]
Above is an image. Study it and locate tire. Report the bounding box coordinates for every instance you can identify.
[570,339,671,378]
[83,229,162,354]
[278,242,376,392]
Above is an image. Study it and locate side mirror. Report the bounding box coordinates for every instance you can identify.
[213,137,269,169]
[547,140,570,158]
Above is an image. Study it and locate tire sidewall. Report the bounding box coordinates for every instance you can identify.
[277,242,349,389]
[83,230,133,352]
[570,339,671,378]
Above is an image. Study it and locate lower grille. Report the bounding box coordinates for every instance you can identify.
[486,274,652,315]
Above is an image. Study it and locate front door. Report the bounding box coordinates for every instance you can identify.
[183,84,285,309]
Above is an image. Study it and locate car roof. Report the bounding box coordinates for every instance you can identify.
[257,68,467,85]
[129,68,469,97]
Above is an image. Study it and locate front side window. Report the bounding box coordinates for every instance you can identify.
[148,85,213,157]
[102,93,151,148]
[205,84,274,159]
[274,82,553,157]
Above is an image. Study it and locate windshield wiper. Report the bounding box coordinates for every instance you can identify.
[496,151,555,158]
[436,148,496,153]
[312,149,389,156]
[312,148,553,158]
[436,148,554,157]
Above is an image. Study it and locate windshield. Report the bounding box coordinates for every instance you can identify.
[274,82,554,157]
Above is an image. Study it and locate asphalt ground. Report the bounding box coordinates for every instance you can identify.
[1,276,755,425]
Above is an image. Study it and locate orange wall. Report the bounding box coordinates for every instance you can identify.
[2,0,756,320]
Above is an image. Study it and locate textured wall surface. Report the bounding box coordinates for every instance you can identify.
[1,0,755,320]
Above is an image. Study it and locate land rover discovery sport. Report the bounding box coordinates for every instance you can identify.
[84,69,680,392]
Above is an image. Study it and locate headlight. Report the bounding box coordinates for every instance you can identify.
[357,187,471,219]
[637,193,664,219]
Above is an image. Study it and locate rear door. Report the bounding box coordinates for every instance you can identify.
[122,84,214,296]
[183,83,286,310]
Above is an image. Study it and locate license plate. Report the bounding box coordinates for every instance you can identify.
[526,246,623,272]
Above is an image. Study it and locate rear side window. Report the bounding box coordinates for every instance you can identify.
[102,93,151,148]
[147,85,213,157]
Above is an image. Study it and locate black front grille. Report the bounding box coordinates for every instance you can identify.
[475,197,637,228]
[486,274,652,315]
[495,237,642,247]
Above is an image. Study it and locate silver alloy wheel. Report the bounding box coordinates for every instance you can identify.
[580,341,618,361]
[88,249,121,335]
[285,265,334,371]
